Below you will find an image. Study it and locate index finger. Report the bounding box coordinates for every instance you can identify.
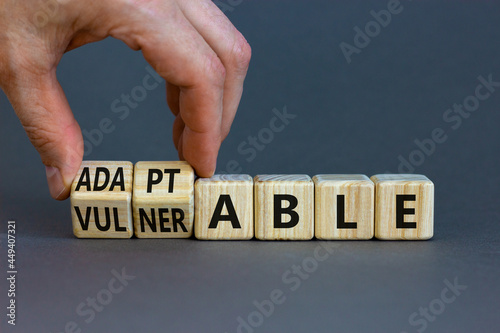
[178,65,225,176]
[111,6,226,177]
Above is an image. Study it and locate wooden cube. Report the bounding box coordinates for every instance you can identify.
[132,161,194,238]
[194,175,254,240]
[70,161,134,238]
[313,174,374,240]
[371,174,434,240]
[254,175,314,240]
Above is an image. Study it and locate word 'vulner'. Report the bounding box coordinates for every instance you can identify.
[70,161,434,240]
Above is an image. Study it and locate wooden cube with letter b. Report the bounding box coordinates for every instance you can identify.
[132,161,194,238]
[70,161,134,238]
[313,174,374,240]
[194,175,254,240]
[254,175,314,240]
[371,174,434,240]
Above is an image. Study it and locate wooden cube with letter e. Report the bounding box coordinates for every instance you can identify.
[195,175,254,240]
[132,161,194,238]
[70,161,134,238]
[371,174,434,240]
[254,175,314,240]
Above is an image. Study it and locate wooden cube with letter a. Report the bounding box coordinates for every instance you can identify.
[194,175,253,240]
[313,174,374,240]
[70,161,134,238]
[371,174,434,240]
[254,175,314,240]
[133,161,194,238]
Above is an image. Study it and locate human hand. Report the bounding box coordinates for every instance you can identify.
[0,0,251,199]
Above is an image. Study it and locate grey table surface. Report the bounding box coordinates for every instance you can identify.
[1,1,499,332]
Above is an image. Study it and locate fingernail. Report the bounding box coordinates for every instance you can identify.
[45,166,69,200]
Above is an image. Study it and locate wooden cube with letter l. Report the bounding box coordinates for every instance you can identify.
[70,161,134,238]
[132,161,194,238]
[313,174,374,240]
[254,175,314,240]
[371,174,434,240]
[194,175,254,240]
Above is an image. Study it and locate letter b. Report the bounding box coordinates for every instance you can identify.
[274,194,299,228]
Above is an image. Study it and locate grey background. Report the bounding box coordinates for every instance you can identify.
[1,1,499,332]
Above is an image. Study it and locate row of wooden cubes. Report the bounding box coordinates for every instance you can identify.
[70,161,434,240]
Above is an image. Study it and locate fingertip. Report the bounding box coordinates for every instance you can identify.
[178,137,216,178]
[186,150,217,178]
[44,136,83,201]
[45,166,71,200]
[194,162,216,178]
[181,130,220,179]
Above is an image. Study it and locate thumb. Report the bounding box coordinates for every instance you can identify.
[3,68,83,200]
